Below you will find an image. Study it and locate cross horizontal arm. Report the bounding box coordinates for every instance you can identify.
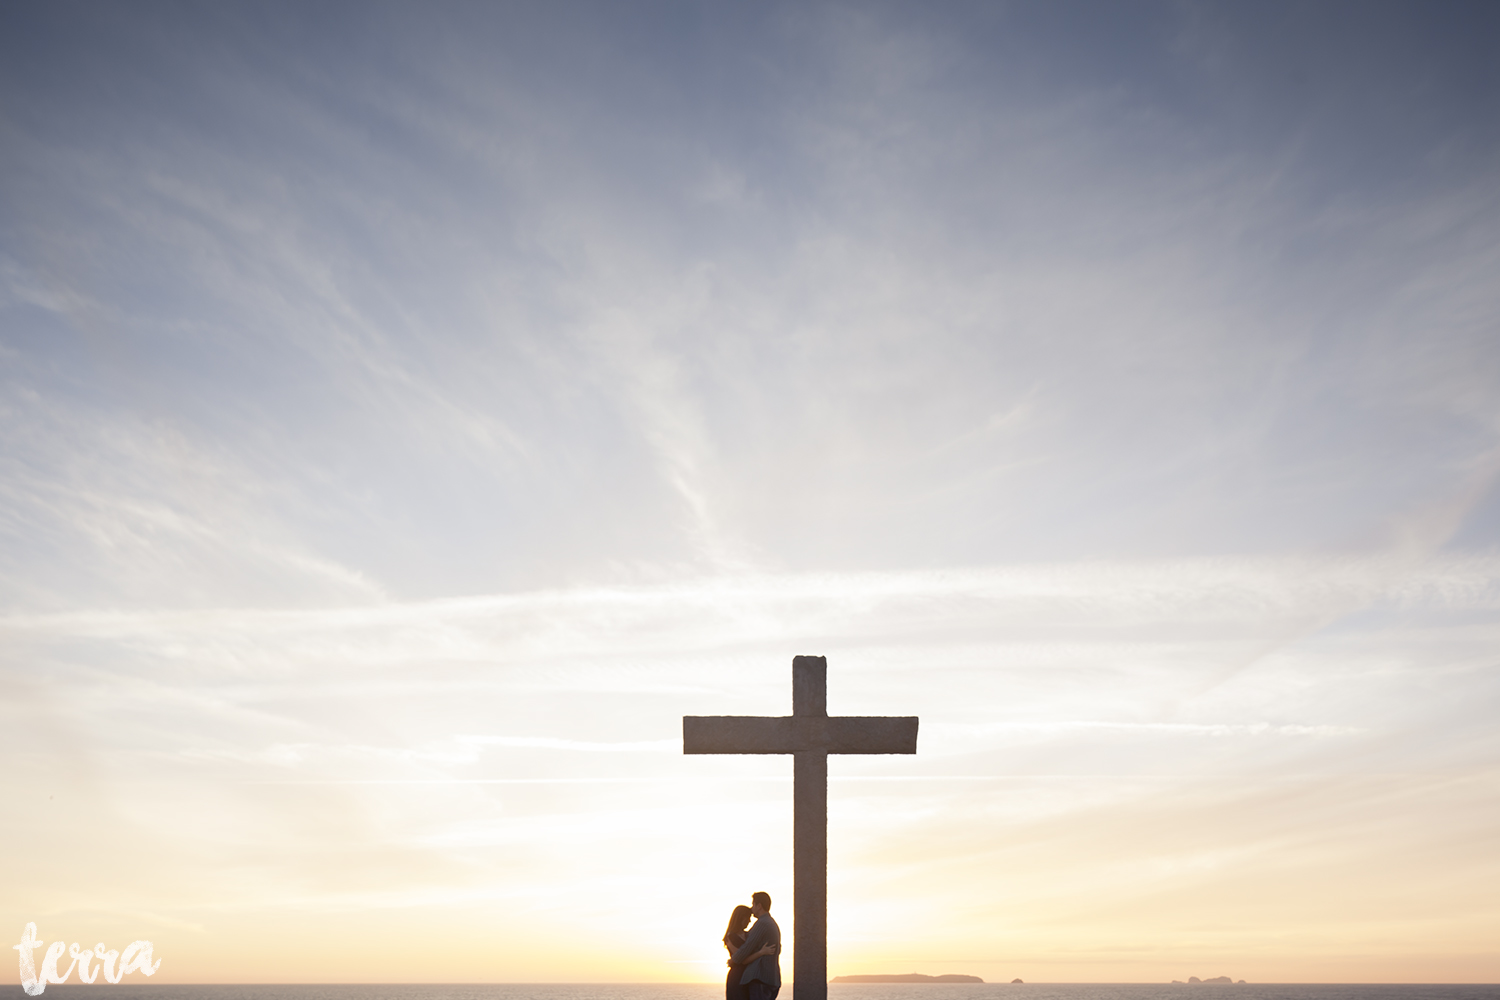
[683,715,918,754]
[683,716,791,753]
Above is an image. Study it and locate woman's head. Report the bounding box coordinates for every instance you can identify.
[724,904,753,941]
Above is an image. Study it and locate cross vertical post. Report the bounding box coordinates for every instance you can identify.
[793,655,828,997]
[683,655,918,1000]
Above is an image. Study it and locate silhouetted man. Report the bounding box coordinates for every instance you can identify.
[730,891,781,1000]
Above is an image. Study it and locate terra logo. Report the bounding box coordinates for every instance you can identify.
[14,923,161,995]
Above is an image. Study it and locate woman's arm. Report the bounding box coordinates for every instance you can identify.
[729,942,777,969]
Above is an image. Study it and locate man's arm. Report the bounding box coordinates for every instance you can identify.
[730,920,769,965]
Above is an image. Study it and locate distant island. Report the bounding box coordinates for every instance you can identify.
[1170,976,1246,985]
[831,974,985,984]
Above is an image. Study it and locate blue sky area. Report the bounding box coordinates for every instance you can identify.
[3,1,1499,984]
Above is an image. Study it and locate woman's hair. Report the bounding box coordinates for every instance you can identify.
[723,904,753,944]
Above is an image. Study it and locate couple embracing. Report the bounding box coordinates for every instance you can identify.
[720,891,781,1000]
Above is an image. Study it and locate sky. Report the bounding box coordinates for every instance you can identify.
[3,0,1500,986]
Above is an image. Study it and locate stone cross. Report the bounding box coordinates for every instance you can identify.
[683,655,919,1000]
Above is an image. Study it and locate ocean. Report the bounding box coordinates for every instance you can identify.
[10,984,1498,1000]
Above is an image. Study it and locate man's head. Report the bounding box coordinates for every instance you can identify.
[751,891,771,915]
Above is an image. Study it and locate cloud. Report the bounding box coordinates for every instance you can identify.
[3,0,1499,982]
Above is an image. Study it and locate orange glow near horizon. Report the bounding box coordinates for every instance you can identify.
[7,565,1500,985]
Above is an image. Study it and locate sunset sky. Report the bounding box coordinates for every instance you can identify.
[3,0,1499,986]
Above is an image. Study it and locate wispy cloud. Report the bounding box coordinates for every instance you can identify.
[3,0,1499,984]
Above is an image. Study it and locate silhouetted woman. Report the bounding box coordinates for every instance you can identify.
[723,904,776,1000]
